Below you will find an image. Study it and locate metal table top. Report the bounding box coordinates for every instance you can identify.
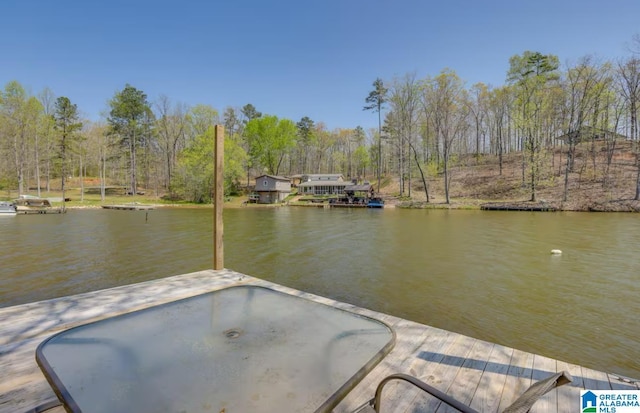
[36,285,395,412]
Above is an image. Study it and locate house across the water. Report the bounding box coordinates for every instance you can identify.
[253,175,291,204]
[297,174,350,196]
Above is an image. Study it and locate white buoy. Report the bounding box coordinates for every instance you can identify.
[550,249,562,255]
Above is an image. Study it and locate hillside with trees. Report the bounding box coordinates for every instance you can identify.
[1,39,640,211]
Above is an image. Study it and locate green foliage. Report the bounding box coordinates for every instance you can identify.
[107,84,153,193]
[447,153,459,167]
[2,43,640,206]
[53,96,82,194]
[244,115,297,175]
[188,104,220,137]
[507,51,560,201]
[0,176,16,191]
[507,51,559,84]
[353,126,365,144]
[296,116,315,146]
[173,126,247,203]
[224,133,248,194]
[107,85,154,155]
[426,160,439,177]
[353,145,370,173]
[364,78,388,113]
[223,107,241,136]
[54,97,82,145]
[331,151,345,171]
[108,85,151,132]
[241,103,262,123]
[1,80,27,109]
[174,130,213,203]
[0,81,46,193]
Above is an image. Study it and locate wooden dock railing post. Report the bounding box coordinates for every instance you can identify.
[213,125,224,270]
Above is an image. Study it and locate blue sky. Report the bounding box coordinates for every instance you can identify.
[1,0,639,131]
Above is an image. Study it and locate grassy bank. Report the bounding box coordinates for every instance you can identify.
[0,188,233,209]
[4,140,640,212]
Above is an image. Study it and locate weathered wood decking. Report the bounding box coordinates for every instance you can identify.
[16,208,65,214]
[101,204,155,210]
[1,269,637,412]
[480,203,557,212]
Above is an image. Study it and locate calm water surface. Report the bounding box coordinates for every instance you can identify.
[1,207,639,378]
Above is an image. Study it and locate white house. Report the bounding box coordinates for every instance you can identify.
[297,174,350,196]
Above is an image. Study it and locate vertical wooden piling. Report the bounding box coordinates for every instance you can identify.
[213,125,224,270]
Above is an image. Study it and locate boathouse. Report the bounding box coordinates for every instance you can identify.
[297,174,350,195]
[253,174,291,204]
[328,183,375,206]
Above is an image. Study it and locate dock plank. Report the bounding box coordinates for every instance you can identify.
[437,339,495,413]
[0,269,633,413]
[404,334,477,412]
[384,329,462,412]
[582,365,614,391]
[608,373,640,390]
[102,204,155,210]
[528,354,558,413]
[497,348,534,411]
[556,360,584,411]
[334,319,442,412]
[469,344,514,412]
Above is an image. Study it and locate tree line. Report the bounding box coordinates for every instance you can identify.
[379,44,640,203]
[0,81,372,203]
[1,40,639,203]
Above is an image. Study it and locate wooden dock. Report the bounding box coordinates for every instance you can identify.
[1,269,637,413]
[101,204,155,210]
[480,203,557,212]
[16,208,65,214]
[329,203,368,208]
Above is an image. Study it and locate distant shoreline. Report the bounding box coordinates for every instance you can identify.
[55,198,640,212]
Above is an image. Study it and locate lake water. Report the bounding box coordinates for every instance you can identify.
[1,207,639,378]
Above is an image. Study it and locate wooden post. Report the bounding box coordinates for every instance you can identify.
[213,125,224,270]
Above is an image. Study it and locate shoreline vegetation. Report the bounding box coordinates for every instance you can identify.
[4,49,640,214]
[0,49,640,212]
[3,144,640,213]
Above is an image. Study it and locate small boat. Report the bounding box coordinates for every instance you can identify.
[0,201,17,215]
[367,197,385,208]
